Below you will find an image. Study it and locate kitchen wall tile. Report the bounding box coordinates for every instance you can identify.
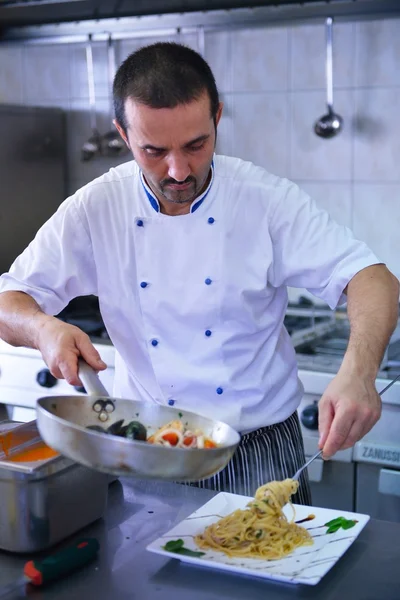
[232,92,288,177]
[68,179,93,196]
[178,32,199,52]
[4,13,400,262]
[67,98,130,184]
[120,31,197,60]
[355,18,400,87]
[290,22,355,90]
[354,88,400,182]
[232,26,288,92]
[289,89,353,181]
[0,45,24,104]
[295,182,353,228]
[215,93,233,157]
[22,44,71,102]
[119,37,142,62]
[15,98,70,110]
[353,184,400,279]
[69,41,109,101]
[205,30,232,93]
[119,33,176,63]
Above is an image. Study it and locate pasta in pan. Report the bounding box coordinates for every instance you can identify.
[147,420,217,448]
[195,478,313,560]
[86,418,218,448]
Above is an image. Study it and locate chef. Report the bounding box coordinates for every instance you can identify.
[0,42,398,503]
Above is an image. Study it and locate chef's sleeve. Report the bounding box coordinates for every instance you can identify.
[268,181,382,309]
[0,197,97,316]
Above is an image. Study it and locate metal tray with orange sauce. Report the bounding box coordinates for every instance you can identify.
[0,420,109,553]
[0,420,60,472]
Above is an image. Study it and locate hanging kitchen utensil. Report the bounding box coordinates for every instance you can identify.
[314,17,343,139]
[81,35,102,161]
[36,360,240,481]
[100,35,129,158]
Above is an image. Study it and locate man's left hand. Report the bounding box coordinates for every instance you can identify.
[318,371,382,458]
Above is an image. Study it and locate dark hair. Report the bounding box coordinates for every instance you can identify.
[113,42,219,133]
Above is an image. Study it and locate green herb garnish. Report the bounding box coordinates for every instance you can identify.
[178,412,183,418]
[325,516,357,534]
[162,539,205,557]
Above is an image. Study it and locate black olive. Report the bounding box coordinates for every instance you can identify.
[107,419,126,436]
[125,421,147,441]
[86,425,107,434]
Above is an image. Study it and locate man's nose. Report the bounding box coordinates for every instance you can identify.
[167,154,191,182]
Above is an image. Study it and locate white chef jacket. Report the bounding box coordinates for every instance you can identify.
[0,155,381,433]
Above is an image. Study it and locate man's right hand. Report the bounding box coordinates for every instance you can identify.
[35,315,107,386]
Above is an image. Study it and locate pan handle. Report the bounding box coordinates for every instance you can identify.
[78,359,110,397]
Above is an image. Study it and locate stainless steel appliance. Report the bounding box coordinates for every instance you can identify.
[293,299,400,520]
[0,420,109,553]
[0,104,66,278]
[0,338,115,423]
[353,399,400,521]
[286,299,356,510]
[0,109,114,420]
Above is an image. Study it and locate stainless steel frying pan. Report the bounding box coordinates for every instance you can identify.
[36,361,240,481]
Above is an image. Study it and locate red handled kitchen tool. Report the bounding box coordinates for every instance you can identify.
[0,538,99,598]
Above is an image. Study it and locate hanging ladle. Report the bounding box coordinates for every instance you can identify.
[314,17,343,139]
[81,35,102,161]
[101,35,129,158]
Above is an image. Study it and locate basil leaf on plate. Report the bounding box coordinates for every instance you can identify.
[325,517,345,528]
[341,519,357,530]
[326,523,343,534]
[325,516,357,533]
[163,539,185,552]
[162,538,205,557]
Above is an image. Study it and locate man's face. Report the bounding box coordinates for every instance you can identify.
[115,93,223,214]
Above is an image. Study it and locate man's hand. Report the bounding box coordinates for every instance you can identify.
[0,292,106,385]
[318,265,398,458]
[318,371,382,458]
[35,316,107,386]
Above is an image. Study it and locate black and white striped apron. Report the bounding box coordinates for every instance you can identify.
[187,411,312,506]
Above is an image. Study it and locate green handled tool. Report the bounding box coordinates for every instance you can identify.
[0,538,100,598]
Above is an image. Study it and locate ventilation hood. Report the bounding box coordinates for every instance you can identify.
[2,1,326,29]
[1,0,400,38]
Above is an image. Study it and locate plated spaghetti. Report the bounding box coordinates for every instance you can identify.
[195,478,313,560]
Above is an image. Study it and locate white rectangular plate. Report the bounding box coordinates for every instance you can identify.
[146,492,370,586]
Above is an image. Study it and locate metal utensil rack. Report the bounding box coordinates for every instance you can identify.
[286,306,337,349]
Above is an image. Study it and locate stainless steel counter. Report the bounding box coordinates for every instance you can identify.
[0,478,399,600]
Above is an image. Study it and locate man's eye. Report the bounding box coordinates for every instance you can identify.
[145,148,164,157]
[189,143,205,152]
